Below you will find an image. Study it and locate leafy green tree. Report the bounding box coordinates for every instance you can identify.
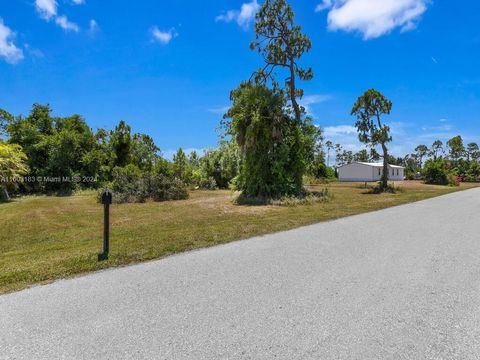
[131,134,160,171]
[0,142,29,200]
[249,0,316,192]
[415,145,429,168]
[189,150,200,168]
[224,83,302,198]
[0,109,14,137]
[251,0,313,124]
[198,142,239,189]
[351,89,393,190]
[466,142,480,161]
[5,105,98,193]
[447,135,465,162]
[423,159,450,185]
[370,148,381,161]
[173,148,188,181]
[110,120,132,167]
[353,149,369,162]
[337,150,353,166]
[334,144,342,167]
[429,140,444,161]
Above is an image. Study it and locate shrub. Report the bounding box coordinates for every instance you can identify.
[109,165,188,203]
[447,174,460,187]
[405,168,416,180]
[190,169,218,190]
[111,165,148,203]
[147,174,189,201]
[308,162,336,181]
[423,160,449,185]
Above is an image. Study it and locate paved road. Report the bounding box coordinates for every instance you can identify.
[2,189,480,359]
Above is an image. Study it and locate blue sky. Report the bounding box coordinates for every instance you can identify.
[1,0,479,159]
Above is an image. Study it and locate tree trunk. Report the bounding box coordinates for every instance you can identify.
[381,143,389,190]
[288,58,301,124]
[1,186,9,201]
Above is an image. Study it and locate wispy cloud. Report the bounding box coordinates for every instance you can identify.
[88,19,98,35]
[151,27,177,45]
[35,0,80,33]
[24,44,44,59]
[216,0,260,30]
[315,0,430,40]
[315,0,332,12]
[0,18,24,64]
[71,0,85,4]
[208,106,230,115]
[324,125,357,137]
[55,15,79,32]
[35,0,57,20]
[300,94,332,115]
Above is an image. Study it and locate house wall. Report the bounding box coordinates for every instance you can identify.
[338,163,377,182]
[338,163,405,182]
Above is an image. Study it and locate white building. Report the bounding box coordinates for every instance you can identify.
[338,162,405,182]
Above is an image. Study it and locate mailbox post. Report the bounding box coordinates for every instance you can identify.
[98,190,113,261]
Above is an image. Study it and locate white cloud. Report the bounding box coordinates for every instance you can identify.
[208,106,230,115]
[24,44,44,59]
[151,27,177,45]
[324,125,357,137]
[71,0,85,4]
[55,15,79,32]
[35,0,81,33]
[316,0,429,40]
[35,0,57,20]
[88,19,98,35]
[300,94,332,115]
[216,0,259,30]
[315,0,332,12]
[0,18,24,64]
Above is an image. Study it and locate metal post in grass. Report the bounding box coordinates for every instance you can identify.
[98,189,113,261]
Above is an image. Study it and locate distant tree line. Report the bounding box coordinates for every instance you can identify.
[0,104,241,202]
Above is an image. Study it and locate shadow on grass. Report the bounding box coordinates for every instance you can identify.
[234,188,333,207]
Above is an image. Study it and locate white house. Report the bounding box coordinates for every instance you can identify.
[338,162,405,182]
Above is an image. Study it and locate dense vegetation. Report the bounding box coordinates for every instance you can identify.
[0,104,240,202]
[1,0,479,202]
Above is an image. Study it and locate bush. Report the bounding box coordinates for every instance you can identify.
[190,169,218,190]
[423,160,449,185]
[447,174,460,187]
[308,162,336,181]
[405,168,416,180]
[109,165,189,203]
[147,174,189,201]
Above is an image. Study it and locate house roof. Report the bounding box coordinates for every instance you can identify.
[340,162,405,169]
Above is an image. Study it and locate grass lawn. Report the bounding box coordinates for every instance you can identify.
[1,181,478,293]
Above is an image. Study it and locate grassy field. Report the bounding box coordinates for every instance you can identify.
[1,181,478,293]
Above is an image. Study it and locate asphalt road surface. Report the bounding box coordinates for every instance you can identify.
[2,188,480,359]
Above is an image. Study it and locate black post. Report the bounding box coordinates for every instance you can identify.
[103,203,109,256]
[99,190,112,261]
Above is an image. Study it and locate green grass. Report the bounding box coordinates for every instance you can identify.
[1,181,478,293]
